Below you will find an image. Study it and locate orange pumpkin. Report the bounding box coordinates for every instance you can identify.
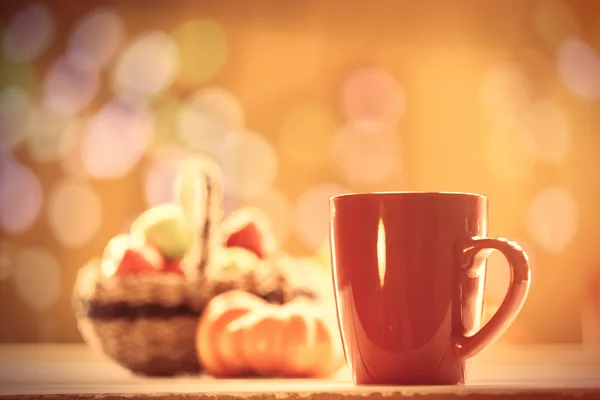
[196,290,344,378]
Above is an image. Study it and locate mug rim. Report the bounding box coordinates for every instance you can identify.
[329,191,487,201]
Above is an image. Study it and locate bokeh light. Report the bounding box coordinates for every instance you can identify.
[480,63,534,121]
[485,238,536,304]
[120,213,142,234]
[487,125,535,182]
[144,146,188,207]
[47,179,103,248]
[0,58,37,93]
[244,188,292,244]
[533,0,579,50]
[81,95,153,179]
[341,68,406,129]
[294,182,350,250]
[172,19,227,84]
[331,123,401,186]
[0,0,595,346]
[221,130,279,200]
[0,156,43,235]
[43,55,100,115]
[518,99,572,163]
[67,7,125,71]
[2,2,55,62]
[223,191,241,217]
[149,95,182,152]
[25,104,75,163]
[177,86,245,156]
[278,104,336,171]
[114,31,180,96]
[0,86,30,151]
[187,87,244,125]
[57,119,88,179]
[13,246,61,312]
[0,242,14,281]
[557,38,600,100]
[525,185,578,253]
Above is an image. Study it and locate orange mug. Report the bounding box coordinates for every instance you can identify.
[330,192,531,385]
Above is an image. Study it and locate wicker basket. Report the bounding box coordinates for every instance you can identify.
[73,252,319,376]
[73,259,209,377]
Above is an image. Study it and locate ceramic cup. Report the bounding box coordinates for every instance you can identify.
[329,192,531,385]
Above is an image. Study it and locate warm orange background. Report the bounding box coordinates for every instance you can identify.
[1,0,600,344]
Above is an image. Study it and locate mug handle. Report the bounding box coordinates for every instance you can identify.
[454,237,531,360]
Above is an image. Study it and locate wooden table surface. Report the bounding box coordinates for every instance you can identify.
[1,344,600,399]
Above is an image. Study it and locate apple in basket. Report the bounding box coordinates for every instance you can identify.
[100,233,184,277]
[100,203,196,277]
[220,207,277,260]
[130,203,194,261]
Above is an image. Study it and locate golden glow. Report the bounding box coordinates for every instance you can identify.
[148,95,181,153]
[0,57,37,93]
[278,103,335,171]
[14,246,62,312]
[0,158,43,234]
[519,99,572,163]
[177,87,244,155]
[0,86,30,151]
[486,124,535,182]
[294,183,350,251]
[25,104,73,163]
[480,63,533,122]
[376,217,387,288]
[220,130,279,200]
[68,8,125,70]
[0,0,595,344]
[113,31,180,96]
[81,95,153,179]
[525,185,578,253]
[47,179,103,248]
[43,55,100,116]
[4,3,55,63]
[246,189,292,243]
[533,0,579,49]
[557,38,600,100]
[341,68,405,124]
[172,19,227,84]
[331,123,401,188]
[144,147,188,207]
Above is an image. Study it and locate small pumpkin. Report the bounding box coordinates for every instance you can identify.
[196,290,344,378]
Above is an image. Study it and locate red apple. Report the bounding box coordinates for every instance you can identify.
[116,246,164,276]
[225,221,267,259]
[219,207,277,260]
[101,234,166,277]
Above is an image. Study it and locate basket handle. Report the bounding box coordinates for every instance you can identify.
[174,156,224,273]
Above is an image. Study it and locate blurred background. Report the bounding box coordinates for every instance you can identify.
[0,0,599,346]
